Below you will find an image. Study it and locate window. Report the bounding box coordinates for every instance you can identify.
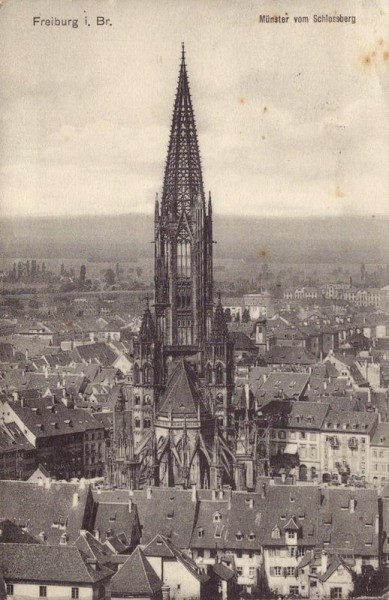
[135,419,141,429]
[249,567,256,578]
[330,588,343,599]
[272,526,280,539]
[6,584,14,595]
[134,395,141,405]
[71,589,79,599]
[216,363,224,385]
[274,566,282,576]
[144,419,151,429]
[288,531,296,539]
[237,567,243,576]
[290,586,299,596]
[197,549,204,558]
[39,586,47,598]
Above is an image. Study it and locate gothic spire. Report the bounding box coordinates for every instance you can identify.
[212,293,229,342]
[162,44,205,218]
[139,297,155,342]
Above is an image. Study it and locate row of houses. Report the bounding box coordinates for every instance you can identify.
[1,478,388,598]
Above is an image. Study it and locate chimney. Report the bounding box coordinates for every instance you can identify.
[161,584,171,600]
[72,492,79,508]
[146,486,152,500]
[212,489,217,501]
[321,551,328,574]
[349,497,356,513]
[281,473,286,483]
[93,529,100,541]
[128,498,133,513]
[79,478,86,490]
[324,381,327,390]
[44,478,52,490]
[375,514,379,535]
[86,558,97,571]
[248,497,254,509]
[191,484,197,503]
[13,391,20,403]
[261,483,266,499]
[39,531,47,542]
[80,529,87,537]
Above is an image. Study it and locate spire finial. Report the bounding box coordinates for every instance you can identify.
[181,42,185,64]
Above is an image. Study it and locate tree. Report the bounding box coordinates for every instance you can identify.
[105,268,116,286]
[242,307,250,322]
[79,265,86,286]
[224,308,232,323]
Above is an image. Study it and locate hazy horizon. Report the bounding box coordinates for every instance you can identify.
[1,0,388,219]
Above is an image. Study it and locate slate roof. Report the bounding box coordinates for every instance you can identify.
[144,534,209,582]
[92,496,140,544]
[371,422,389,447]
[0,519,40,544]
[72,343,117,367]
[229,331,257,351]
[0,480,93,544]
[74,530,114,565]
[318,488,379,556]
[157,360,209,418]
[111,547,162,596]
[260,486,320,547]
[131,487,198,548]
[321,408,378,434]
[0,543,112,583]
[263,346,316,365]
[8,396,103,438]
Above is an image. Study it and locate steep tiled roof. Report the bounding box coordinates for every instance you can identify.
[144,534,209,582]
[260,486,320,547]
[0,519,40,544]
[0,480,93,544]
[0,543,112,583]
[321,408,378,434]
[132,487,197,548]
[72,343,117,367]
[263,346,316,365]
[111,547,162,596]
[7,396,103,438]
[73,530,114,565]
[92,496,140,545]
[318,488,379,556]
[157,360,209,417]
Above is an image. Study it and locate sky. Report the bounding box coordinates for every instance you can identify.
[0,0,389,218]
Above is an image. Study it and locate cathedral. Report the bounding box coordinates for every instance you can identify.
[108,46,253,491]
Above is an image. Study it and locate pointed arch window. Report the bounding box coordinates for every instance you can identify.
[177,239,191,278]
[133,363,140,385]
[216,363,224,385]
[143,364,152,384]
[206,364,213,384]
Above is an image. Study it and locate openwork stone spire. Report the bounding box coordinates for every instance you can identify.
[162,43,205,219]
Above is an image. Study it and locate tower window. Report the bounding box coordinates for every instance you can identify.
[134,395,141,406]
[177,240,191,278]
[216,363,224,385]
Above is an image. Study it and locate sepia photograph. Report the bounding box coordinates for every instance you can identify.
[1,0,389,598]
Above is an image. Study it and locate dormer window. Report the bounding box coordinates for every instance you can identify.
[236,530,243,541]
[198,528,204,538]
[248,531,256,541]
[213,512,221,523]
[272,526,280,539]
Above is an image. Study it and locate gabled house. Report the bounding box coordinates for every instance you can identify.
[143,534,211,600]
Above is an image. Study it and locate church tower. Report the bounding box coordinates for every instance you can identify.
[154,45,213,369]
